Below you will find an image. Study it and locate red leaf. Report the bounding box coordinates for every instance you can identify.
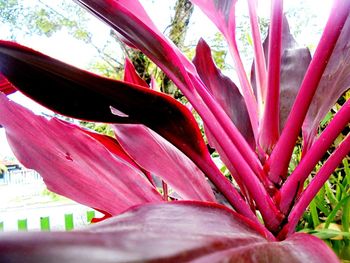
[123,58,149,88]
[0,94,162,215]
[303,14,350,149]
[0,202,338,262]
[90,208,112,223]
[0,73,16,95]
[114,124,215,202]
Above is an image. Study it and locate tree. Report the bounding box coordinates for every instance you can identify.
[0,0,123,76]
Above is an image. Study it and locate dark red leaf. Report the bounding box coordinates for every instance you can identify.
[0,40,209,170]
[193,39,255,147]
[302,14,350,149]
[0,201,338,262]
[0,94,162,215]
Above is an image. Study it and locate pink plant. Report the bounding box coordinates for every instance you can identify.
[0,0,349,262]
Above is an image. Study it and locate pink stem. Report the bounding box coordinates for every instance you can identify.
[190,76,274,191]
[228,41,259,141]
[259,0,283,153]
[162,181,168,201]
[192,153,257,220]
[277,100,350,214]
[279,134,350,239]
[247,0,267,113]
[199,117,284,232]
[175,77,278,231]
[198,156,277,241]
[267,0,350,183]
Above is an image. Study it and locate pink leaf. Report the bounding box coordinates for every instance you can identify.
[119,60,215,202]
[190,0,236,41]
[0,202,338,262]
[77,126,156,185]
[0,94,162,215]
[191,233,339,263]
[0,41,252,219]
[114,124,215,202]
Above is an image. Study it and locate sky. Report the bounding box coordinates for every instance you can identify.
[0,0,333,159]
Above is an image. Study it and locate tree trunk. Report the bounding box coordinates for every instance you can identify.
[161,0,194,96]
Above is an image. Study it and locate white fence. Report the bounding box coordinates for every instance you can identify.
[0,169,43,185]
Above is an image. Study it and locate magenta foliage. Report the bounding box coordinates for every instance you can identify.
[0,0,349,261]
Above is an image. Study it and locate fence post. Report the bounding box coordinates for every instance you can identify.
[87,211,95,223]
[4,171,9,184]
[40,217,50,231]
[65,214,74,231]
[17,219,28,231]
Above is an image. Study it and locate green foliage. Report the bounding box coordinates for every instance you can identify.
[41,188,65,202]
[29,8,61,37]
[236,15,268,63]
[210,33,228,70]
[0,0,21,28]
[0,0,91,40]
[0,0,124,78]
[89,60,123,80]
[298,157,350,260]
[80,121,115,137]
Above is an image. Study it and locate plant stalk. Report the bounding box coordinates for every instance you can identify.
[200,116,284,232]
[228,41,259,141]
[277,99,350,214]
[279,134,350,239]
[259,0,283,153]
[247,0,267,114]
[267,0,350,183]
[190,75,266,182]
